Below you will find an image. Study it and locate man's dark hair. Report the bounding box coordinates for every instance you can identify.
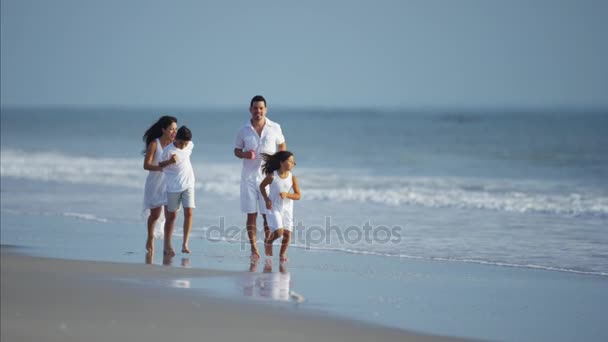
[250,95,266,108]
[176,126,192,141]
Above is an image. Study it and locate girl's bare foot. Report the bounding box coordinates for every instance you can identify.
[264,239,273,256]
[182,245,190,254]
[280,254,288,263]
[163,247,175,257]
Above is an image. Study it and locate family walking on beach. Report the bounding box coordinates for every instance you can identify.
[142,95,301,263]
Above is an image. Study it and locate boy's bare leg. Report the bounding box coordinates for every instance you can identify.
[163,208,177,256]
[146,207,162,254]
[247,213,260,260]
[182,208,193,253]
[279,230,291,262]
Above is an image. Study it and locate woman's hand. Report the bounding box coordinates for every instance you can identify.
[265,198,272,210]
[280,192,288,199]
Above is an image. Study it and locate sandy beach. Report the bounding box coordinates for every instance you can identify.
[1,246,469,342]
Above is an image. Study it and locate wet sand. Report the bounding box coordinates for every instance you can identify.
[1,246,470,342]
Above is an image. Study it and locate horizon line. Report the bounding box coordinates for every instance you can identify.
[2,103,608,113]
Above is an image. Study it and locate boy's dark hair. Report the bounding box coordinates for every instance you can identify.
[176,126,192,141]
[250,95,266,108]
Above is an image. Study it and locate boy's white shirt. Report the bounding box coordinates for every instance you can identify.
[161,141,195,192]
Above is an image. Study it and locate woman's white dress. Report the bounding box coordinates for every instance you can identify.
[142,138,166,238]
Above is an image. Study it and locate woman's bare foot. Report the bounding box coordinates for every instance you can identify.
[182,244,190,254]
[145,238,154,254]
[264,239,273,256]
[279,254,288,263]
[145,253,153,265]
[249,258,259,271]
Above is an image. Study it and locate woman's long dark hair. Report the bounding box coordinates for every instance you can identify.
[142,115,177,152]
[261,151,293,175]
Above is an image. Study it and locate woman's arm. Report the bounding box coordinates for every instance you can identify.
[143,140,163,171]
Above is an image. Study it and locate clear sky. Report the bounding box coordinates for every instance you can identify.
[1,0,607,108]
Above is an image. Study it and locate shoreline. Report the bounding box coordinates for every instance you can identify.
[1,246,470,342]
[2,214,608,342]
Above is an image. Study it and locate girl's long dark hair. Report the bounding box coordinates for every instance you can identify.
[142,115,177,152]
[261,151,293,175]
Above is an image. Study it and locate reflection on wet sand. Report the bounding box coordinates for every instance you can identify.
[243,259,304,303]
[163,254,173,266]
[143,253,191,288]
[144,253,190,268]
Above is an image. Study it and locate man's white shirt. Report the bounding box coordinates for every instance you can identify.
[235,118,285,182]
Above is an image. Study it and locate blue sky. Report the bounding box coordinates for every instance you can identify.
[1,0,607,108]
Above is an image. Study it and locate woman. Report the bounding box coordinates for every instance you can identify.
[142,115,177,254]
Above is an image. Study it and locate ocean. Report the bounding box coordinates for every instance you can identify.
[1,106,607,276]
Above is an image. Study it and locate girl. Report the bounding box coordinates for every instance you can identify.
[142,115,178,255]
[259,151,301,262]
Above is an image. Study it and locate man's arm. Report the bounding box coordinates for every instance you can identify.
[276,124,286,151]
[234,148,255,159]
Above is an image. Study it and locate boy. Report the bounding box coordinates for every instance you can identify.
[159,126,195,256]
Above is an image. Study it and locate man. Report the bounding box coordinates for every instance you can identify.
[234,95,286,259]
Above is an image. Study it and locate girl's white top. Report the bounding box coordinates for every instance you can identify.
[269,171,294,215]
[143,138,167,209]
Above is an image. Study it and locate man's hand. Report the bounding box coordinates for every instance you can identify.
[243,150,256,160]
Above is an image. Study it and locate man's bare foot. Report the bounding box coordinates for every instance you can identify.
[182,245,190,254]
[163,248,175,257]
[264,239,273,256]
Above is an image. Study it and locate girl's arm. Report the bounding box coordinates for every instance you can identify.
[286,175,301,200]
[143,141,163,171]
[259,174,274,209]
